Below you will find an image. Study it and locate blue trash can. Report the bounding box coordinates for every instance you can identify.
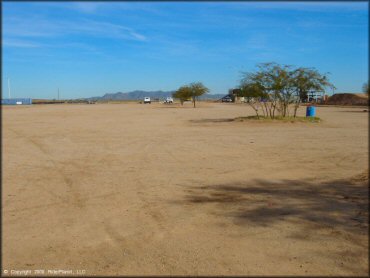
[306,106,316,117]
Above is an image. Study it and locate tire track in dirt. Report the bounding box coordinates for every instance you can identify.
[100,137,170,248]
[6,128,88,209]
[90,136,176,273]
[3,191,122,225]
[5,129,68,204]
[137,138,170,237]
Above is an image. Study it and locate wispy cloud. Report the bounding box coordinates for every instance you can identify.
[68,2,104,14]
[4,15,147,42]
[214,2,368,12]
[66,19,147,41]
[297,20,367,29]
[35,2,164,15]
[3,38,42,48]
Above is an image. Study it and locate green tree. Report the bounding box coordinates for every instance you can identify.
[238,62,335,118]
[237,75,268,118]
[188,82,209,108]
[173,86,192,105]
[239,63,294,118]
[293,67,334,100]
[173,82,209,108]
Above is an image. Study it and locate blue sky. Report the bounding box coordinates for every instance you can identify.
[2,1,368,99]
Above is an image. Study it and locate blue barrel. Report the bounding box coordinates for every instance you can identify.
[306,106,316,117]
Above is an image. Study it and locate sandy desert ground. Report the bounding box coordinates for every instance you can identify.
[2,102,369,276]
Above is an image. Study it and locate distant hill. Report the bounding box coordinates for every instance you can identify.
[87,90,226,101]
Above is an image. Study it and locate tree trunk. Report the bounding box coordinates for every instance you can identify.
[268,101,272,119]
[249,102,259,118]
[293,99,300,117]
[261,103,266,117]
[283,102,287,118]
[283,103,287,117]
[255,105,260,119]
[263,102,268,118]
[193,96,196,108]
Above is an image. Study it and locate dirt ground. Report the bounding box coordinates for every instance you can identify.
[2,102,369,276]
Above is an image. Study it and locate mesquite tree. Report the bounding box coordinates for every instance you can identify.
[173,82,209,108]
[237,63,334,118]
[189,82,209,108]
[238,75,268,119]
[173,86,192,105]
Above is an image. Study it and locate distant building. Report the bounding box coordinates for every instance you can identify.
[305,91,326,103]
[1,98,32,105]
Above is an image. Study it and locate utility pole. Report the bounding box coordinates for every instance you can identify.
[58,88,60,100]
[8,77,11,99]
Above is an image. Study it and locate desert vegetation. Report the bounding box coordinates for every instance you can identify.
[172,82,209,108]
[235,62,335,119]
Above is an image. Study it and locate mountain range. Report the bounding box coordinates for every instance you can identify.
[87,90,226,101]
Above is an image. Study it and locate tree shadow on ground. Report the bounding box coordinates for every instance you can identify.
[157,105,183,109]
[337,110,369,113]
[176,172,369,236]
[189,118,235,123]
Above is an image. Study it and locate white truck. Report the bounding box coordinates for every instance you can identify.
[144,97,151,104]
[164,97,173,104]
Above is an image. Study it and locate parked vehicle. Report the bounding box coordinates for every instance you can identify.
[221,96,233,102]
[164,97,173,104]
[144,97,151,104]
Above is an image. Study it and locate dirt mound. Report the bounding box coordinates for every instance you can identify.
[326,93,369,106]
[354,93,369,99]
